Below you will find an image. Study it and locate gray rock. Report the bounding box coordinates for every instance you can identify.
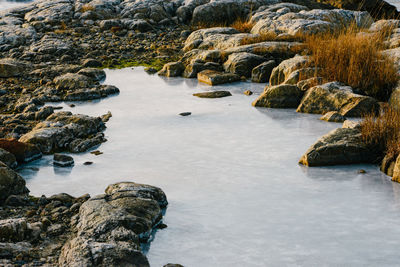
[269,55,309,86]
[0,149,17,169]
[0,165,29,203]
[54,153,74,167]
[299,127,376,166]
[320,111,346,122]
[82,59,102,68]
[252,84,303,108]
[54,73,92,90]
[193,91,232,98]
[0,218,28,242]
[77,68,106,82]
[197,70,240,85]
[0,139,42,163]
[0,58,27,78]
[223,52,266,77]
[251,60,276,83]
[0,242,32,259]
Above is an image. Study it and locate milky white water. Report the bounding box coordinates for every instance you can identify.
[0,0,32,11]
[19,68,400,266]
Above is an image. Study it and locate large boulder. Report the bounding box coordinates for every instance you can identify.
[299,127,376,166]
[296,82,380,117]
[251,60,276,83]
[158,62,185,77]
[0,59,27,78]
[19,112,106,154]
[269,55,309,85]
[0,139,42,163]
[252,84,303,108]
[59,182,167,267]
[54,73,92,90]
[0,218,28,242]
[223,52,266,77]
[0,164,29,203]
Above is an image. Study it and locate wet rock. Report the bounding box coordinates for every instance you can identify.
[297,82,380,117]
[251,60,276,83]
[223,52,266,77]
[53,154,74,167]
[0,58,27,78]
[59,182,167,266]
[101,111,112,122]
[77,68,106,82]
[299,127,376,166]
[252,84,302,108]
[320,111,346,122]
[0,149,17,169]
[183,61,222,78]
[158,62,185,77]
[164,264,184,267]
[0,139,42,163]
[179,112,191,116]
[197,70,240,85]
[54,73,92,90]
[244,90,253,95]
[64,85,119,101]
[193,91,232,98]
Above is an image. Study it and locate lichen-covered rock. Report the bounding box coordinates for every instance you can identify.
[320,111,346,122]
[59,182,167,267]
[299,127,376,166]
[251,60,276,83]
[269,55,309,85]
[0,165,29,203]
[197,70,240,85]
[252,84,303,108]
[54,73,92,90]
[19,112,106,154]
[158,62,185,77]
[296,82,380,117]
[223,52,266,77]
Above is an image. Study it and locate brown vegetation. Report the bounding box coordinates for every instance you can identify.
[361,105,400,159]
[230,17,254,33]
[305,27,398,100]
[80,4,95,13]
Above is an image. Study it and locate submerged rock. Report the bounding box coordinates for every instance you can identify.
[197,70,240,85]
[193,91,232,98]
[299,127,376,166]
[53,154,74,167]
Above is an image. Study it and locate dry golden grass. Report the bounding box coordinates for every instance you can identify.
[305,27,398,100]
[361,105,400,158]
[240,32,306,45]
[230,17,254,33]
[80,4,95,12]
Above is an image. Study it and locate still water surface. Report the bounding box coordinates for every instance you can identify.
[19,68,400,266]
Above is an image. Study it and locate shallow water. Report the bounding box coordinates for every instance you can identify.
[388,0,400,10]
[0,0,33,11]
[20,68,400,266]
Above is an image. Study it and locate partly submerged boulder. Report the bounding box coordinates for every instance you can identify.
[197,70,240,85]
[193,91,232,98]
[158,62,185,77]
[223,52,266,77]
[320,111,346,122]
[252,84,303,108]
[251,60,276,83]
[299,127,376,166]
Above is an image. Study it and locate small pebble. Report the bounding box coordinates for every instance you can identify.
[244,90,253,96]
[69,104,75,108]
[90,150,103,156]
[179,112,191,116]
[84,161,93,165]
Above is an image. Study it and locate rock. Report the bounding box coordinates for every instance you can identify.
[53,154,74,167]
[193,91,232,98]
[381,154,397,177]
[297,77,323,91]
[223,52,266,77]
[299,127,376,166]
[164,264,184,267]
[59,182,167,266]
[252,84,302,108]
[296,82,380,117]
[251,60,276,83]
[197,70,240,85]
[0,218,28,242]
[0,242,32,259]
[270,55,309,85]
[0,139,42,163]
[83,161,93,165]
[77,68,106,82]
[320,111,346,122]
[53,73,92,90]
[101,111,112,122]
[19,112,106,154]
[389,82,400,110]
[183,27,240,52]
[5,195,28,206]
[0,149,17,169]
[179,112,191,116]
[244,90,253,95]
[0,164,28,203]
[82,59,102,68]
[158,62,185,77]
[183,61,222,78]
[0,58,27,78]
[392,154,400,183]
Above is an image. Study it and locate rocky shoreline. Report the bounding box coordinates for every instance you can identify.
[1,0,400,265]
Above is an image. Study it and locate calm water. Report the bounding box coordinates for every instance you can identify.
[19,68,400,266]
[0,0,33,11]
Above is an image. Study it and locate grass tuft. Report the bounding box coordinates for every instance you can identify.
[305,27,399,100]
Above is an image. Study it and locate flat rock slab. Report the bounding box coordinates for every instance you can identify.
[197,70,240,85]
[53,153,74,167]
[193,91,232,98]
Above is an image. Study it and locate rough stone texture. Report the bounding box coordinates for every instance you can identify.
[389,82,400,110]
[77,68,106,82]
[53,153,74,167]
[193,91,232,98]
[0,165,29,203]
[299,127,376,166]
[0,139,42,163]
[59,182,167,267]
[223,52,266,77]
[320,111,346,122]
[54,73,92,90]
[252,84,302,108]
[0,149,17,169]
[0,218,28,242]
[0,59,27,78]
[197,70,240,85]
[296,82,380,117]
[251,60,276,83]
[19,112,106,154]
[269,55,309,86]
[158,62,185,77]
[392,154,400,183]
